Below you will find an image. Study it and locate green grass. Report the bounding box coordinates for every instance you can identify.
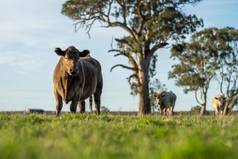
[0,114,238,159]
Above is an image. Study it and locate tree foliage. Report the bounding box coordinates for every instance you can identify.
[213,27,238,114]
[169,28,220,115]
[62,0,203,115]
[169,27,238,115]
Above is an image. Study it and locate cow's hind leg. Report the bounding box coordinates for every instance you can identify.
[169,106,173,116]
[79,100,86,113]
[94,92,101,115]
[94,81,102,115]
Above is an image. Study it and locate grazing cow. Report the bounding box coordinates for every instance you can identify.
[53,46,103,116]
[155,91,176,115]
[212,94,226,115]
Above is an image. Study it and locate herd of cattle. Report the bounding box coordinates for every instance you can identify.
[154,91,227,115]
[52,46,228,116]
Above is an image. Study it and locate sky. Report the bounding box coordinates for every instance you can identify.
[0,0,238,112]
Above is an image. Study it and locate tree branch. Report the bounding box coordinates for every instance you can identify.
[219,62,225,94]
[195,90,202,105]
[116,0,127,25]
[109,49,139,72]
[110,64,136,72]
[105,21,139,43]
[150,42,168,56]
[127,73,139,85]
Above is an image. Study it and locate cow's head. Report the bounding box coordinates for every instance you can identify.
[214,94,226,109]
[155,91,166,106]
[54,46,90,75]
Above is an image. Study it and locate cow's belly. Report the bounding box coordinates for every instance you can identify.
[79,77,97,100]
[80,90,94,101]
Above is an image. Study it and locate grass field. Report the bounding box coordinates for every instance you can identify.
[0,114,238,159]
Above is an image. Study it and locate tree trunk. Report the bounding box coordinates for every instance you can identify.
[138,58,151,116]
[200,104,206,115]
[199,90,207,115]
[223,105,229,115]
[223,96,233,115]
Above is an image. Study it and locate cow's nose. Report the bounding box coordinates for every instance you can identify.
[69,68,74,73]
[70,68,77,74]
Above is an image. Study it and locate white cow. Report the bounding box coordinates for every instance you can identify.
[155,91,176,115]
[212,94,226,115]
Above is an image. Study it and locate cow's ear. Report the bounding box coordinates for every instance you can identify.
[55,48,65,56]
[161,92,166,97]
[153,93,158,99]
[79,50,90,57]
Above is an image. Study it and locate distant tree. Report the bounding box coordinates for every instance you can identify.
[169,28,220,115]
[214,27,238,115]
[62,0,203,115]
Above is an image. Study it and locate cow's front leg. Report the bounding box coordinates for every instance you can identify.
[215,108,219,115]
[220,110,223,116]
[166,108,169,116]
[79,100,86,113]
[161,108,165,115]
[160,106,164,115]
[70,97,78,113]
[55,91,63,116]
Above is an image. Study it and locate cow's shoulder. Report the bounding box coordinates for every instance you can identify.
[81,57,101,68]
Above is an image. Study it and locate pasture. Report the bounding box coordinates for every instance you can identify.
[0,114,238,159]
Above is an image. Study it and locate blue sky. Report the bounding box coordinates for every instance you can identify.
[0,0,237,112]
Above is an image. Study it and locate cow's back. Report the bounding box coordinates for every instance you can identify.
[168,91,176,106]
[161,91,176,107]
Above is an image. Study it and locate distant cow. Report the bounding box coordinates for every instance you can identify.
[53,46,103,116]
[212,94,226,115]
[155,91,176,115]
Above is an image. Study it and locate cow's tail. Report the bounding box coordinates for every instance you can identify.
[89,96,93,112]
